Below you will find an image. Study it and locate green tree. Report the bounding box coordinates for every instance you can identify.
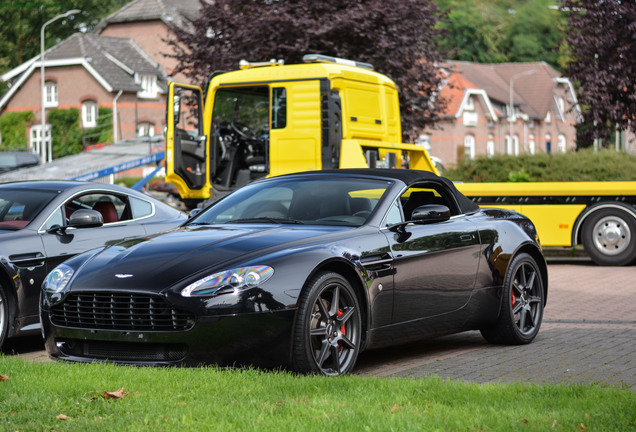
[0,0,131,75]
[170,0,448,142]
[437,0,509,63]
[504,0,565,66]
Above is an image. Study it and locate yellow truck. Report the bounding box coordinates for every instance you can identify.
[165,54,636,266]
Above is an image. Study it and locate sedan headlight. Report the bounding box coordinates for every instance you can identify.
[43,264,74,294]
[181,266,274,297]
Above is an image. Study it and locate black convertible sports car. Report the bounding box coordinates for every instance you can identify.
[0,180,187,349]
[41,169,547,375]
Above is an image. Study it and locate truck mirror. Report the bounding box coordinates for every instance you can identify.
[173,92,181,124]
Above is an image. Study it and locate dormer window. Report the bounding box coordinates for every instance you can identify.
[44,81,58,107]
[464,96,474,111]
[137,74,158,98]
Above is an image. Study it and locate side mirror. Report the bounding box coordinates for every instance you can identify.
[188,208,202,219]
[411,204,451,224]
[68,209,103,229]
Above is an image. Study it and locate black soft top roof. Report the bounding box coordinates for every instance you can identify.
[288,168,481,214]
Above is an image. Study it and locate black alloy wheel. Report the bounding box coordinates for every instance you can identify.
[481,253,545,345]
[293,272,361,376]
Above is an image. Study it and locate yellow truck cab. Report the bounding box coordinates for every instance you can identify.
[165,54,437,202]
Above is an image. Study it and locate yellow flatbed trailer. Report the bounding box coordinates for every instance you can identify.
[456,181,636,265]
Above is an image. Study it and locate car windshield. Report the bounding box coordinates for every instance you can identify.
[0,189,58,229]
[192,177,393,227]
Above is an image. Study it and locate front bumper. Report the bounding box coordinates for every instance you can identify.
[41,306,296,368]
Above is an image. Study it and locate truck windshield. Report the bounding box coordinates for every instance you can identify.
[211,86,270,188]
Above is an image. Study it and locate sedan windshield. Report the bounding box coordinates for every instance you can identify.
[0,189,58,229]
[192,177,393,227]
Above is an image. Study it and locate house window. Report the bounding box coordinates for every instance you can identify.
[463,111,478,127]
[464,134,475,159]
[545,134,552,154]
[137,122,155,137]
[44,81,57,107]
[82,101,97,128]
[558,134,567,153]
[30,124,51,152]
[545,110,552,123]
[486,134,495,157]
[137,74,158,98]
[464,96,474,111]
[529,134,536,155]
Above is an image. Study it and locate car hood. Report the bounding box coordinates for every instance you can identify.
[69,224,355,292]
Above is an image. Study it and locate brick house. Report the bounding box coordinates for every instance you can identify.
[0,0,199,156]
[420,60,582,167]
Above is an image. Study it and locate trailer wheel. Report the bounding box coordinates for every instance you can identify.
[582,208,636,266]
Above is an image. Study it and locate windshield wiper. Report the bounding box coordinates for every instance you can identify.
[226,217,304,225]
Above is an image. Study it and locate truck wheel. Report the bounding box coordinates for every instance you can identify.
[0,284,8,349]
[582,208,636,266]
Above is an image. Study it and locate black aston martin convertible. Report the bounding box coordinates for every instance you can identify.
[41,169,547,375]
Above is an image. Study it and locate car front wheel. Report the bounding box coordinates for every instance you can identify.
[481,253,545,345]
[0,284,8,349]
[292,272,361,376]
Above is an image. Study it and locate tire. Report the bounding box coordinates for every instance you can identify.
[582,208,636,266]
[481,253,545,345]
[0,285,8,349]
[292,272,361,376]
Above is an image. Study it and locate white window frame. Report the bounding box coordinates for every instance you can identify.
[137,122,155,137]
[137,74,158,98]
[558,134,567,153]
[464,134,475,160]
[44,81,58,107]
[463,111,478,127]
[82,101,97,128]
[486,134,495,157]
[30,124,51,152]
[529,134,536,155]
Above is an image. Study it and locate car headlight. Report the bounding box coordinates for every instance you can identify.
[181,265,274,297]
[43,264,74,294]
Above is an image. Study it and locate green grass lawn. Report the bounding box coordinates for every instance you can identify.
[1,356,634,431]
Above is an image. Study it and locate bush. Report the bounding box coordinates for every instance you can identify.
[443,149,636,182]
[0,111,35,150]
[48,108,83,157]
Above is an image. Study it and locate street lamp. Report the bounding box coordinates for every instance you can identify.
[40,9,80,163]
[508,69,537,155]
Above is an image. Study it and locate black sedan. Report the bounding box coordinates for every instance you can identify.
[0,180,187,348]
[41,169,547,375]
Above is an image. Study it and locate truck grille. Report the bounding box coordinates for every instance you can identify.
[50,292,195,331]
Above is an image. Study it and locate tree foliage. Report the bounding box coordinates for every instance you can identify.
[437,0,567,68]
[169,0,448,142]
[562,0,636,145]
[0,110,34,150]
[0,0,130,74]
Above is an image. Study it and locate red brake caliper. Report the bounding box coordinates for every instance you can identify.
[511,291,516,307]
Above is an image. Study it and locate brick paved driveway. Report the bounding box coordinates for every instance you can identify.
[355,259,636,391]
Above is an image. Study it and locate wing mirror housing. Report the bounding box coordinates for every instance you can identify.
[68,209,104,228]
[411,204,451,224]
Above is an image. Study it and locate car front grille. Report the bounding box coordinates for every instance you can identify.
[57,339,187,363]
[50,292,195,331]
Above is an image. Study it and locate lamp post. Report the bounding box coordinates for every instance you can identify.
[508,69,536,155]
[40,9,80,163]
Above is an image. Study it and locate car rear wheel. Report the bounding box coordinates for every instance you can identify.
[582,208,636,266]
[292,272,361,376]
[0,284,8,349]
[481,253,544,345]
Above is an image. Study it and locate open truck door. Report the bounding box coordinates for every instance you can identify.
[166,82,210,201]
